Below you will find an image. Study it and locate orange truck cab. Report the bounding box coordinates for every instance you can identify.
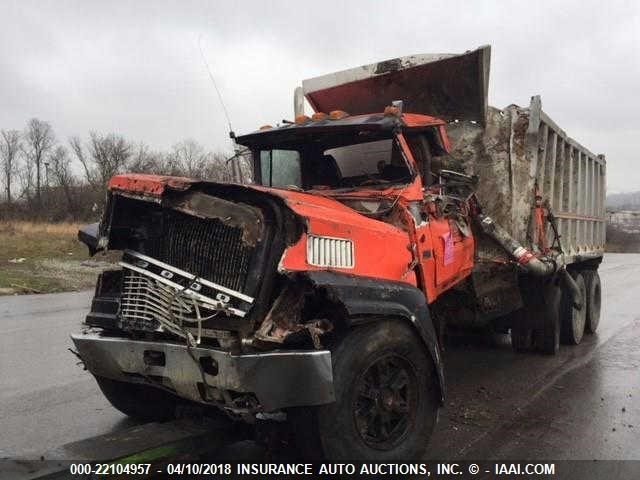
[72,46,605,461]
[238,109,475,304]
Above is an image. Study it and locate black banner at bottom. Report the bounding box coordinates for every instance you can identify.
[2,459,640,480]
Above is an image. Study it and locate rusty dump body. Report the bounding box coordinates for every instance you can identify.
[449,99,606,264]
[73,46,605,445]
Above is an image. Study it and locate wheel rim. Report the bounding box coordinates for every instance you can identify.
[353,353,418,450]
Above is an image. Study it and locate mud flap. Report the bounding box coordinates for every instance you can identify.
[514,276,562,355]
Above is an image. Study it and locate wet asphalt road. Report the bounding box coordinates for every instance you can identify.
[0,253,639,462]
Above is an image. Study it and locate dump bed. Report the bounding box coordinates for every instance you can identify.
[300,45,606,264]
[448,99,606,263]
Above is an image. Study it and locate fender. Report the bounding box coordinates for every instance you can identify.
[304,271,445,403]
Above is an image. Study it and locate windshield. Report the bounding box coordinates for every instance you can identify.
[253,132,412,191]
[260,150,302,187]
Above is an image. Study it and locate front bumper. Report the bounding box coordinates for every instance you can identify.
[71,332,334,412]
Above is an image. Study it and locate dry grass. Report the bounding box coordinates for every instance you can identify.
[0,220,115,295]
[0,220,82,236]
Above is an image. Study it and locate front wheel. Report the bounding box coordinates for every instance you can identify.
[291,320,440,461]
[95,376,180,422]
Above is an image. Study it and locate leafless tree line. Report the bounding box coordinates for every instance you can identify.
[0,118,245,221]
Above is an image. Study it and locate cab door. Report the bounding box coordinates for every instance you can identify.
[427,211,475,294]
[410,198,475,302]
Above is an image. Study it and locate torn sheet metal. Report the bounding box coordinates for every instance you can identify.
[109,173,200,197]
[254,284,333,349]
[170,191,265,247]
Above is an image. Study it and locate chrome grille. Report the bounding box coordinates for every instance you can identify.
[120,269,211,334]
[118,251,254,338]
[146,210,253,292]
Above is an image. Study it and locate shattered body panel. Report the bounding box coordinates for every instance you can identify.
[447,102,606,262]
[105,174,419,286]
[109,173,200,196]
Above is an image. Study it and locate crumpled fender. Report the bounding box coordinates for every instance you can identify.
[304,270,445,403]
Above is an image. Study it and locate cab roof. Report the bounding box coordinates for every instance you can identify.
[236,112,446,147]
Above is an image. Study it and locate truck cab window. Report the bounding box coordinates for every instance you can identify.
[259,149,302,188]
[325,138,411,188]
[253,133,412,191]
[406,130,445,186]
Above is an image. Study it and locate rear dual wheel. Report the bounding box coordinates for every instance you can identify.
[560,269,601,343]
[582,270,602,334]
[512,268,601,354]
[560,272,587,345]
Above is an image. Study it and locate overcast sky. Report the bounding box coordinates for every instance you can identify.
[1,0,638,192]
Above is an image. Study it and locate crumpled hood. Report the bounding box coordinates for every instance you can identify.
[108,173,371,227]
[106,174,415,284]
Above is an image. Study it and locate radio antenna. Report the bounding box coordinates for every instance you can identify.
[198,34,234,136]
[197,34,243,182]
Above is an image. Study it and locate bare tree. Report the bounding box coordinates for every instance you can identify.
[202,151,236,183]
[237,150,253,183]
[23,118,56,207]
[70,132,132,189]
[159,150,183,176]
[0,129,21,206]
[18,156,35,203]
[49,145,77,214]
[69,136,88,181]
[128,142,162,174]
[168,139,210,178]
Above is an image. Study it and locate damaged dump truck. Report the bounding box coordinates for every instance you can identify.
[72,45,606,460]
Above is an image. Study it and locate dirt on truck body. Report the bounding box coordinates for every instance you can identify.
[73,45,606,460]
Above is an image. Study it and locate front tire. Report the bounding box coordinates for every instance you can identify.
[95,376,180,422]
[292,320,440,461]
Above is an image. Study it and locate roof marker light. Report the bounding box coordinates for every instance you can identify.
[311,112,328,121]
[295,115,311,125]
[329,110,349,120]
[384,106,401,117]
